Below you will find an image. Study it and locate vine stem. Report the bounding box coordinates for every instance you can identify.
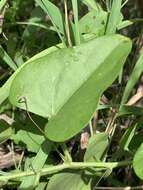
[0,160,132,182]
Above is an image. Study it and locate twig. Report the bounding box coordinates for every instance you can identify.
[127,85,143,106]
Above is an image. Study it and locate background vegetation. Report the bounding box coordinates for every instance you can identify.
[0,0,143,189]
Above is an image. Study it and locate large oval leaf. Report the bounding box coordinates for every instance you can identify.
[9,35,132,141]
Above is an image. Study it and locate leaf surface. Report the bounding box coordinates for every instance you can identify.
[121,49,143,105]
[9,35,132,141]
[84,133,109,162]
[133,143,143,180]
[47,172,90,190]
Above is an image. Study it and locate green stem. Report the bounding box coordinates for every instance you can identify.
[64,0,72,47]
[71,0,80,45]
[0,160,132,182]
[61,143,72,162]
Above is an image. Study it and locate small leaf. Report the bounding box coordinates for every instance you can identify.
[129,132,143,153]
[84,132,109,162]
[133,143,143,179]
[118,105,143,116]
[79,9,107,36]
[47,172,90,190]
[20,141,52,190]
[117,20,133,30]
[0,45,18,71]
[0,120,12,143]
[119,124,137,152]
[11,115,46,153]
[35,183,47,190]
[113,124,138,159]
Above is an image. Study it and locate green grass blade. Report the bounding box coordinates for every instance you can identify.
[121,50,143,105]
[71,0,80,45]
[0,45,18,71]
[0,0,7,11]
[106,0,122,34]
[82,0,98,10]
[35,0,65,45]
[20,141,51,189]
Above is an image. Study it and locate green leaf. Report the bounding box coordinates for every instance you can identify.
[35,0,65,44]
[115,124,137,160]
[79,9,107,36]
[20,141,52,190]
[121,49,143,105]
[0,0,7,12]
[0,45,18,71]
[9,35,132,142]
[0,34,94,107]
[129,132,143,153]
[22,6,46,40]
[117,20,133,30]
[11,115,46,153]
[84,133,109,162]
[0,78,13,106]
[118,105,143,116]
[82,0,98,10]
[35,183,47,190]
[0,43,62,106]
[133,143,143,180]
[120,124,137,151]
[0,120,12,143]
[106,0,122,34]
[47,172,90,190]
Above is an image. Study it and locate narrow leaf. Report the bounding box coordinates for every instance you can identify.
[82,0,98,10]
[0,0,7,11]
[84,133,109,162]
[79,9,107,36]
[20,141,51,189]
[35,0,65,44]
[133,143,143,180]
[121,49,143,105]
[0,120,12,143]
[106,0,122,34]
[0,45,18,71]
